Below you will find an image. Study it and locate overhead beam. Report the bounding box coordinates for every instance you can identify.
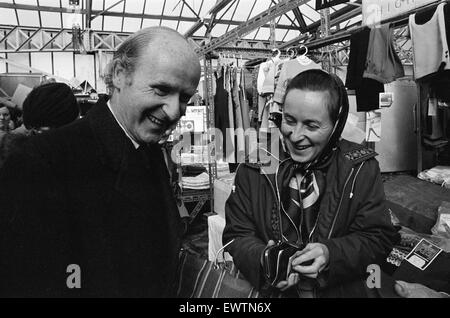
[91,0,125,21]
[196,0,310,55]
[86,0,92,29]
[292,7,307,32]
[305,0,361,32]
[0,25,279,52]
[277,3,362,49]
[184,21,203,37]
[208,0,234,15]
[0,2,295,31]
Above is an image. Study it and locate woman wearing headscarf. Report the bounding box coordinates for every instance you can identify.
[223,69,399,298]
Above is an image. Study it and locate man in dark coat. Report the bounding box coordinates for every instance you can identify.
[0,26,201,297]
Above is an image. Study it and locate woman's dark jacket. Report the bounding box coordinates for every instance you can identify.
[223,139,399,297]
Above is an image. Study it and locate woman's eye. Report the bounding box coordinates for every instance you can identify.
[307,124,319,130]
[284,117,295,125]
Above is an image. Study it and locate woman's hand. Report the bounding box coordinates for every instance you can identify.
[275,273,299,291]
[261,240,299,291]
[291,243,329,279]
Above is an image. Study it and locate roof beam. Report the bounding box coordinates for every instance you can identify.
[270,0,300,32]
[0,2,295,31]
[292,7,307,32]
[277,3,361,49]
[86,0,92,28]
[208,0,234,15]
[305,0,361,32]
[196,0,310,55]
[91,0,124,21]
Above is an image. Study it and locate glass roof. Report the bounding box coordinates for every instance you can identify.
[0,0,362,44]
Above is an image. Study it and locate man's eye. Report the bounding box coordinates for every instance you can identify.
[153,87,170,96]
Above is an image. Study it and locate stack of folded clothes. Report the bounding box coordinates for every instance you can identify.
[181,172,210,190]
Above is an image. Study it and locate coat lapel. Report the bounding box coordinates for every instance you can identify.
[87,98,156,210]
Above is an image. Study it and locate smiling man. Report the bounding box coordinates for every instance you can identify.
[0,27,201,297]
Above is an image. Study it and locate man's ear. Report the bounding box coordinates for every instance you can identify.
[112,61,127,91]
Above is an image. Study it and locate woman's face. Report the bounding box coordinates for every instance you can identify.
[281,89,334,163]
[0,106,11,131]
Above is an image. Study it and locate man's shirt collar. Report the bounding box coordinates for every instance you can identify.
[107,100,139,149]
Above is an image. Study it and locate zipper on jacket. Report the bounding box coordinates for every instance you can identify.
[349,162,365,199]
[327,167,354,239]
[275,159,301,242]
[262,159,289,242]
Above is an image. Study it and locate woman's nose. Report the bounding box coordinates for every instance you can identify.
[290,125,306,142]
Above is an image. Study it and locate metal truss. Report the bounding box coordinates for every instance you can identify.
[0,25,278,53]
[196,0,310,56]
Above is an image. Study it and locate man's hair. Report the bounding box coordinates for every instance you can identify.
[103,26,188,94]
[285,69,346,124]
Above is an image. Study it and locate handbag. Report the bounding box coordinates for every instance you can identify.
[176,240,259,298]
[262,241,310,287]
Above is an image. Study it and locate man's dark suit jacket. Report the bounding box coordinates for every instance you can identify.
[0,98,182,297]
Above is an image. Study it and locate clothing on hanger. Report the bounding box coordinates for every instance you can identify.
[409,2,450,80]
[346,27,384,112]
[273,58,321,104]
[363,24,405,84]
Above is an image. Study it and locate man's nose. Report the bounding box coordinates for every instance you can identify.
[163,95,182,121]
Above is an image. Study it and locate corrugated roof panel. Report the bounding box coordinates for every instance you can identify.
[198,0,215,17]
[144,0,165,16]
[192,27,204,37]
[38,0,61,7]
[232,0,255,21]
[14,0,37,5]
[0,8,17,25]
[254,27,270,40]
[278,15,292,25]
[339,14,361,29]
[125,0,146,14]
[122,17,141,33]
[247,0,271,19]
[103,0,125,12]
[141,19,161,28]
[210,23,229,38]
[218,0,238,20]
[283,29,301,42]
[275,28,287,41]
[177,21,196,34]
[17,9,40,27]
[40,11,62,28]
[243,29,258,40]
[160,19,179,29]
[299,3,320,23]
[102,15,123,32]
[92,0,105,10]
[90,15,103,31]
[62,12,74,29]
[164,0,183,17]
[61,0,71,9]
